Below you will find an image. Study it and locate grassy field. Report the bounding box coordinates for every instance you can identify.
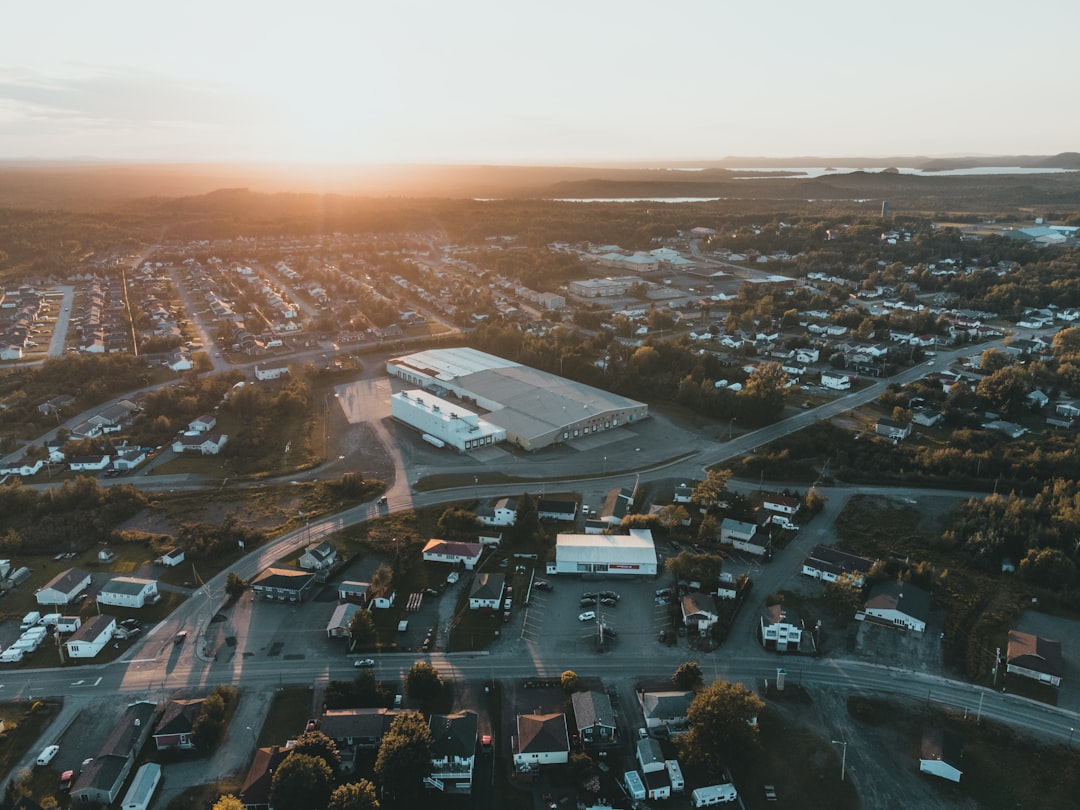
[848,695,1080,809]
[0,700,62,799]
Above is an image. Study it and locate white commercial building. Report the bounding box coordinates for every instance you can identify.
[391,390,506,452]
[551,529,657,576]
[387,347,648,451]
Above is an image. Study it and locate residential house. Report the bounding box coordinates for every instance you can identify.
[598,487,635,526]
[636,738,671,800]
[254,363,289,381]
[337,581,369,604]
[720,517,770,556]
[36,567,92,607]
[513,713,570,772]
[250,567,316,602]
[1055,400,1080,419]
[863,581,930,633]
[0,457,43,477]
[240,744,294,810]
[638,690,693,734]
[875,417,912,442]
[65,614,116,658]
[538,498,578,521]
[919,728,963,782]
[681,592,719,633]
[476,496,518,527]
[760,604,803,652]
[326,602,362,638]
[112,445,148,470]
[299,540,337,571]
[673,483,694,504]
[188,414,217,433]
[157,547,185,567]
[426,710,479,794]
[762,493,800,518]
[320,708,401,749]
[801,546,878,587]
[96,576,159,608]
[1006,630,1064,687]
[153,698,206,751]
[821,371,855,391]
[68,454,111,471]
[70,701,158,807]
[172,432,229,455]
[422,539,484,570]
[468,573,506,610]
[571,690,617,745]
[912,407,943,427]
[167,350,193,372]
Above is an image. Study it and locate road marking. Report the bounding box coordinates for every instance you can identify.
[71,677,102,687]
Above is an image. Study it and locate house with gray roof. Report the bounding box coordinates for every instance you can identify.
[427,710,479,794]
[571,690,617,744]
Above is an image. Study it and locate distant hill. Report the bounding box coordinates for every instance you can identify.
[0,155,1078,209]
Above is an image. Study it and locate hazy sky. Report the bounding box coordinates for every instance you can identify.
[2,1,1077,164]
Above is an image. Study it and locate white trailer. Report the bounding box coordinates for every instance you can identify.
[691,783,738,806]
[120,762,161,810]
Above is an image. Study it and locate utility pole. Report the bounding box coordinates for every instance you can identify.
[831,739,848,781]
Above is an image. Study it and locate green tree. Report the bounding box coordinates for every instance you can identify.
[1018,547,1076,590]
[561,670,579,692]
[677,680,764,774]
[271,753,334,810]
[374,711,434,803]
[979,347,1010,373]
[823,572,864,617]
[405,660,444,702]
[658,503,690,532]
[370,564,394,592]
[349,610,377,646]
[225,572,247,601]
[328,780,380,810]
[211,796,245,810]
[192,713,225,752]
[436,507,481,539]
[692,469,733,509]
[672,661,703,691]
[292,730,341,772]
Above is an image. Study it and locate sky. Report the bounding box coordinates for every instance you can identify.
[2,1,1077,165]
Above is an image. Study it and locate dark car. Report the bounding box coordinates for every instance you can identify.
[600,591,620,601]
[173,631,188,645]
[579,598,597,608]
[582,591,599,599]
[59,770,74,793]
[503,610,511,623]
[534,580,552,590]
[600,597,618,608]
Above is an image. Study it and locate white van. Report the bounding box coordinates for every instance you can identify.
[692,784,738,807]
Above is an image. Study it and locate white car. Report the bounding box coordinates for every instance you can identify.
[578,611,596,622]
[354,658,375,668]
[36,744,60,766]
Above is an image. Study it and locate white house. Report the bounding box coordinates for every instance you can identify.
[636,738,671,800]
[681,592,719,633]
[476,497,518,527]
[719,518,770,556]
[537,499,577,521]
[762,493,800,517]
[0,457,43,477]
[760,603,803,652]
[96,577,159,608]
[639,690,693,734]
[168,350,194,372]
[422,539,484,570]
[513,713,570,772]
[1006,630,1064,687]
[36,568,92,607]
[468,573,506,610]
[112,445,148,470]
[426,711,478,794]
[863,581,930,633]
[188,414,217,433]
[65,614,116,658]
[919,728,963,783]
[172,433,228,455]
[157,547,185,567]
[875,417,912,441]
[254,363,289,381]
[801,546,877,587]
[68,454,111,472]
[821,371,855,391]
[326,602,361,638]
[299,541,338,571]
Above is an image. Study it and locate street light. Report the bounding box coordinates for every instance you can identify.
[728,417,736,440]
[1070,727,1076,750]
[603,456,607,476]
[831,739,847,781]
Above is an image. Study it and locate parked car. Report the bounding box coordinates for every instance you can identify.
[582,591,599,599]
[59,770,74,793]
[600,591,620,601]
[446,571,460,585]
[578,611,596,622]
[354,658,375,668]
[655,587,672,597]
[534,580,552,590]
[503,610,511,623]
[36,745,60,766]
[600,597,618,608]
[579,598,597,608]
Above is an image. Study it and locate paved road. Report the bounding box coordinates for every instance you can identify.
[46,285,75,357]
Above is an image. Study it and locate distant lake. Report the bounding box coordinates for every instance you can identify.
[733,166,1078,179]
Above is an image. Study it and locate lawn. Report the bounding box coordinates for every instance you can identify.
[0,700,62,797]
[848,695,1080,810]
[257,686,315,747]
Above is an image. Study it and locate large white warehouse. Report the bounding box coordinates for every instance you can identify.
[390,390,506,452]
[550,529,657,576]
[386,347,648,451]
